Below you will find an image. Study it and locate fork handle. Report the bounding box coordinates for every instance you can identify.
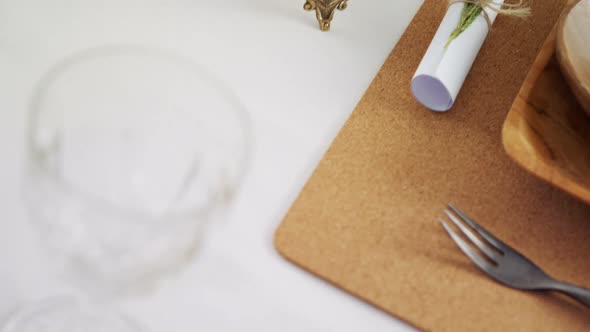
[550,281,590,307]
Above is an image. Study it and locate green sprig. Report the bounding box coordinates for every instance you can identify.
[445,4,483,48]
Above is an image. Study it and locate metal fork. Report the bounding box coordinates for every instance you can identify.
[439,204,590,307]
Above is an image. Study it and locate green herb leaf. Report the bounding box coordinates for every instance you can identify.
[445,4,483,49]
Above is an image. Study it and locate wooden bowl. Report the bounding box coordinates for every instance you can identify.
[557,0,590,114]
[503,27,590,205]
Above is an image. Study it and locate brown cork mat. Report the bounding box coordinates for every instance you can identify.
[274,0,590,331]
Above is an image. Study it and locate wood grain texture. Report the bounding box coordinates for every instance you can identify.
[503,26,590,204]
[557,0,590,113]
[275,1,590,331]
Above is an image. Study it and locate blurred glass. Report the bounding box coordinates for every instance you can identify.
[6,46,250,331]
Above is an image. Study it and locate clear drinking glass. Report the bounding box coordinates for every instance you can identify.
[5,46,250,331]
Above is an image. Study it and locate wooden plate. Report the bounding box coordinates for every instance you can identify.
[502,27,590,204]
[557,0,590,114]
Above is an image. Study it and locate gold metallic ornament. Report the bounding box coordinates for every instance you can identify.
[304,0,349,31]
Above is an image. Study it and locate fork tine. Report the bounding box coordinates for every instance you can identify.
[444,209,500,261]
[448,204,504,251]
[439,218,495,272]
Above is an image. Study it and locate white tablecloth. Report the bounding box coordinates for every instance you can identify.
[0,1,422,330]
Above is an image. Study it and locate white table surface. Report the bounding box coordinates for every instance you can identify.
[0,1,423,331]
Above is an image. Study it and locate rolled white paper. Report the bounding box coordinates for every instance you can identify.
[411,2,503,111]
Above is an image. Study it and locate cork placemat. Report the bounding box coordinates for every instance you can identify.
[274,0,590,331]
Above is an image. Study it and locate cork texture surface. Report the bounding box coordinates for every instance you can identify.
[275,0,590,330]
